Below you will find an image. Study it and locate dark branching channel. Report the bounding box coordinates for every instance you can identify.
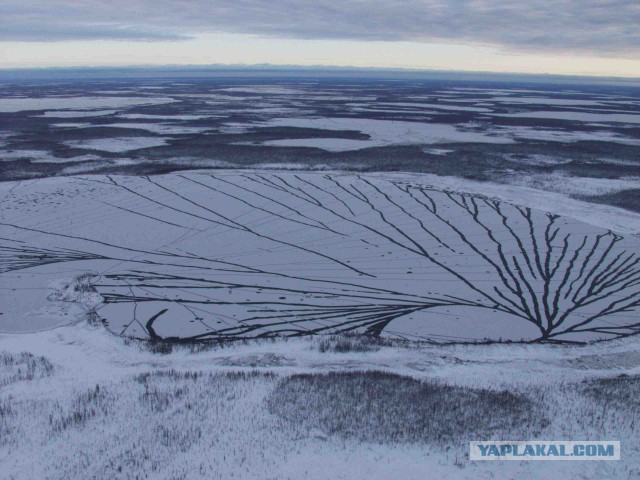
[3,173,640,343]
[266,371,548,445]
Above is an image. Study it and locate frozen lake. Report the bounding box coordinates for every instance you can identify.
[1,171,638,343]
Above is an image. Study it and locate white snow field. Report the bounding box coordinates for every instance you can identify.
[222,115,640,151]
[491,111,640,124]
[234,117,515,151]
[37,110,118,118]
[1,172,638,343]
[59,122,213,135]
[0,96,176,113]
[0,322,638,479]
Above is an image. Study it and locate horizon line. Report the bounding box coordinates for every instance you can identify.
[1,63,639,84]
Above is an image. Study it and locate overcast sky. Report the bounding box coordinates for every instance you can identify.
[1,0,638,76]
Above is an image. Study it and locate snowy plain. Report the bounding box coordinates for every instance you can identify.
[1,76,640,480]
[0,319,639,479]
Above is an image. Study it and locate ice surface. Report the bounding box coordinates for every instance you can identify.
[262,138,379,151]
[239,117,514,151]
[69,122,213,135]
[489,96,611,106]
[0,96,176,113]
[492,110,640,124]
[1,172,637,342]
[38,110,118,118]
[118,113,218,120]
[422,148,454,156]
[2,150,58,161]
[219,86,306,95]
[494,125,640,145]
[379,102,492,112]
[499,172,640,196]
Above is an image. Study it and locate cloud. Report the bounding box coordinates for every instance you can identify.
[0,24,190,42]
[1,0,638,57]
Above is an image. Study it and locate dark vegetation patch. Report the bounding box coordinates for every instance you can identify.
[134,369,270,385]
[581,374,640,410]
[124,334,292,355]
[235,126,371,142]
[144,338,174,355]
[72,272,97,293]
[0,396,13,442]
[266,371,548,445]
[556,161,639,179]
[46,370,274,439]
[316,333,395,353]
[0,159,67,181]
[0,351,54,387]
[49,385,112,434]
[137,373,197,413]
[576,189,640,214]
[43,127,161,143]
[560,374,640,439]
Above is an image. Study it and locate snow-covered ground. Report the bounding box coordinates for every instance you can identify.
[37,110,118,118]
[234,117,515,151]
[1,79,639,479]
[491,111,640,124]
[3,80,639,193]
[60,122,213,135]
[222,115,640,151]
[0,322,638,479]
[364,171,640,236]
[0,96,176,113]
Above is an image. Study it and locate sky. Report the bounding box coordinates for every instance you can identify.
[0,0,639,77]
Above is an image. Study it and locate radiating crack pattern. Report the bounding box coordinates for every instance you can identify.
[1,173,639,343]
